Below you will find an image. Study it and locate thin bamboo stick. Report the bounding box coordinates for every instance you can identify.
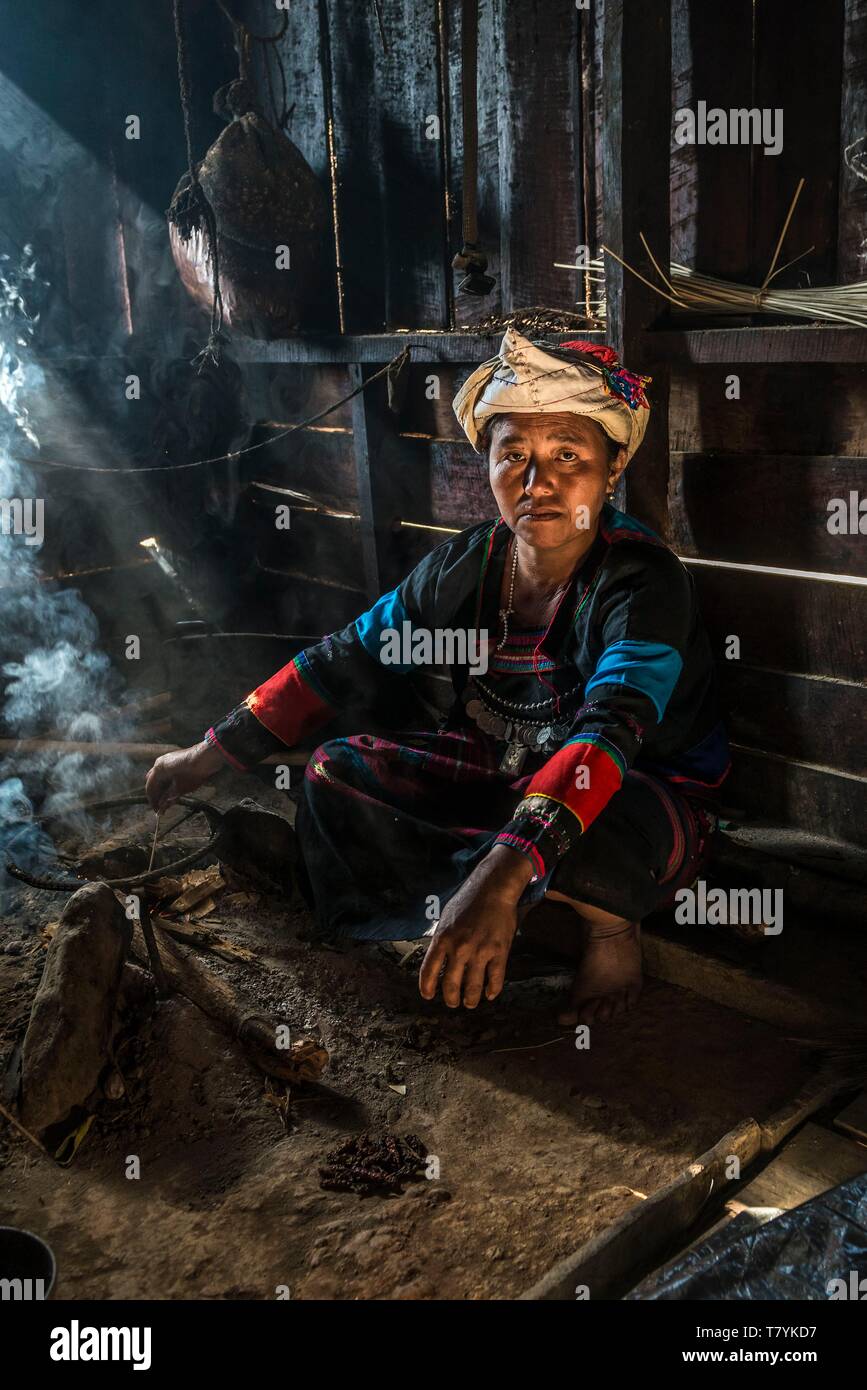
[555,255,867,329]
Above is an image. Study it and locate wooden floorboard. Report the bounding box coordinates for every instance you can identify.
[734,1122,867,1212]
[833,1091,867,1145]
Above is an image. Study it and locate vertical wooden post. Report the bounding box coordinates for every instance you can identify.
[602,0,671,538]
[496,0,582,314]
[838,0,867,283]
[349,364,383,602]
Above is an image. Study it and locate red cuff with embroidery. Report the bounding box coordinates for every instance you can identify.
[245,653,332,747]
[494,737,626,877]
[524,737,625,834]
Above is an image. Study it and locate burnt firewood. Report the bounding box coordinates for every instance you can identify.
[128,918,327,1085]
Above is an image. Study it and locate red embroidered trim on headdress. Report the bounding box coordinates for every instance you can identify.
[559,339,652,411]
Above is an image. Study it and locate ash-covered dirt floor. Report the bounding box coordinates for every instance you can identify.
[0,782,815,1300]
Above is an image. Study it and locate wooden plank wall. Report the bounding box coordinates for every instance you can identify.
[670,0,754,279]
[670,369,867,846]
[243,0,586,615]
[839,0,867,282]
[4,0,862,845]
[671,0,845,284]
[240,0,866,847]
[255,0,584,331]
[669,0,867,847]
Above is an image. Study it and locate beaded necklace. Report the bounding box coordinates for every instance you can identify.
[465,538,601,774]
[495,537,571,652]
[495,541,520,652]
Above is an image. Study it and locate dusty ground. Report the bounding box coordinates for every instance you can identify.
[0,785,815,1300]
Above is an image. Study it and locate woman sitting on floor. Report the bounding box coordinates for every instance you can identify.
[145,332,730,1025]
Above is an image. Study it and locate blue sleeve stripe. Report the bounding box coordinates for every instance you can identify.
[355,588,413,671]
[585,639,683,721]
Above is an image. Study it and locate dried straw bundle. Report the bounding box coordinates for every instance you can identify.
[556,180,867,330]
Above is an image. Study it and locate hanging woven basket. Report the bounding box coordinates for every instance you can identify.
[168,79,331,338]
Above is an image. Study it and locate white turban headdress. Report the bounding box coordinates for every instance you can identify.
[453,329,651,461]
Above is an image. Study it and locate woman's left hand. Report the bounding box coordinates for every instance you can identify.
[418,846,533,1008]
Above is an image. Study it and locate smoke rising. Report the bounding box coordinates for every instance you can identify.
[0,248,131,905]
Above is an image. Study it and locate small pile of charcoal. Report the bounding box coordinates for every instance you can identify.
[319,1132,428,1196]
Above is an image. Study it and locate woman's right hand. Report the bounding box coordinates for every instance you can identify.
[144,740,225,812]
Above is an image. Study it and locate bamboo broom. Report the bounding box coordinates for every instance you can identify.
[555,180,867,330]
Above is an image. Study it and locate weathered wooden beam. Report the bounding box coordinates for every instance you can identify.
[839,0,867,283]
[521,1119,763,1300]
[129,920,327,1085]
[349,363,384,600]
[54,323,853,369]
[642,931,861,1036]
[733,1121,867,1213]
[713,824,867,932]
[650,325,867,365]
[602,0,672,537]
[752,0,844,289]
[725,746,867,849]
[833,1090,867,1143]
[521,1077,844,1300]
[0,739,311,766]
[0,740,180,760]
[670,0,755,280]
[445,0,503,326]
[716,664,867,777]
[689,562,866,681]
[670,452,867,577]
[231,330,605,365]
[321,0,451,331]
[495,0,581,313]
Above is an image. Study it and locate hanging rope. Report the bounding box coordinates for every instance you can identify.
[216,0,288,46]
[260,32,290,130]
[451,0,494,296]
[216,0,291,129]
[168,0,226,371]
[23,348,411,474]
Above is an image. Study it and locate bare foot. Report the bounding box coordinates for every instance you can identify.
[557,922,642,1026]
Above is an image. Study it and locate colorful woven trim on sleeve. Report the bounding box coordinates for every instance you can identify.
[245,654,332,747]
[523,736,626,833]
[204,725,248,772]
[492,831,546,881]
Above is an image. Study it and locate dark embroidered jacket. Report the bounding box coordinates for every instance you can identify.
[207,504,730,881]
